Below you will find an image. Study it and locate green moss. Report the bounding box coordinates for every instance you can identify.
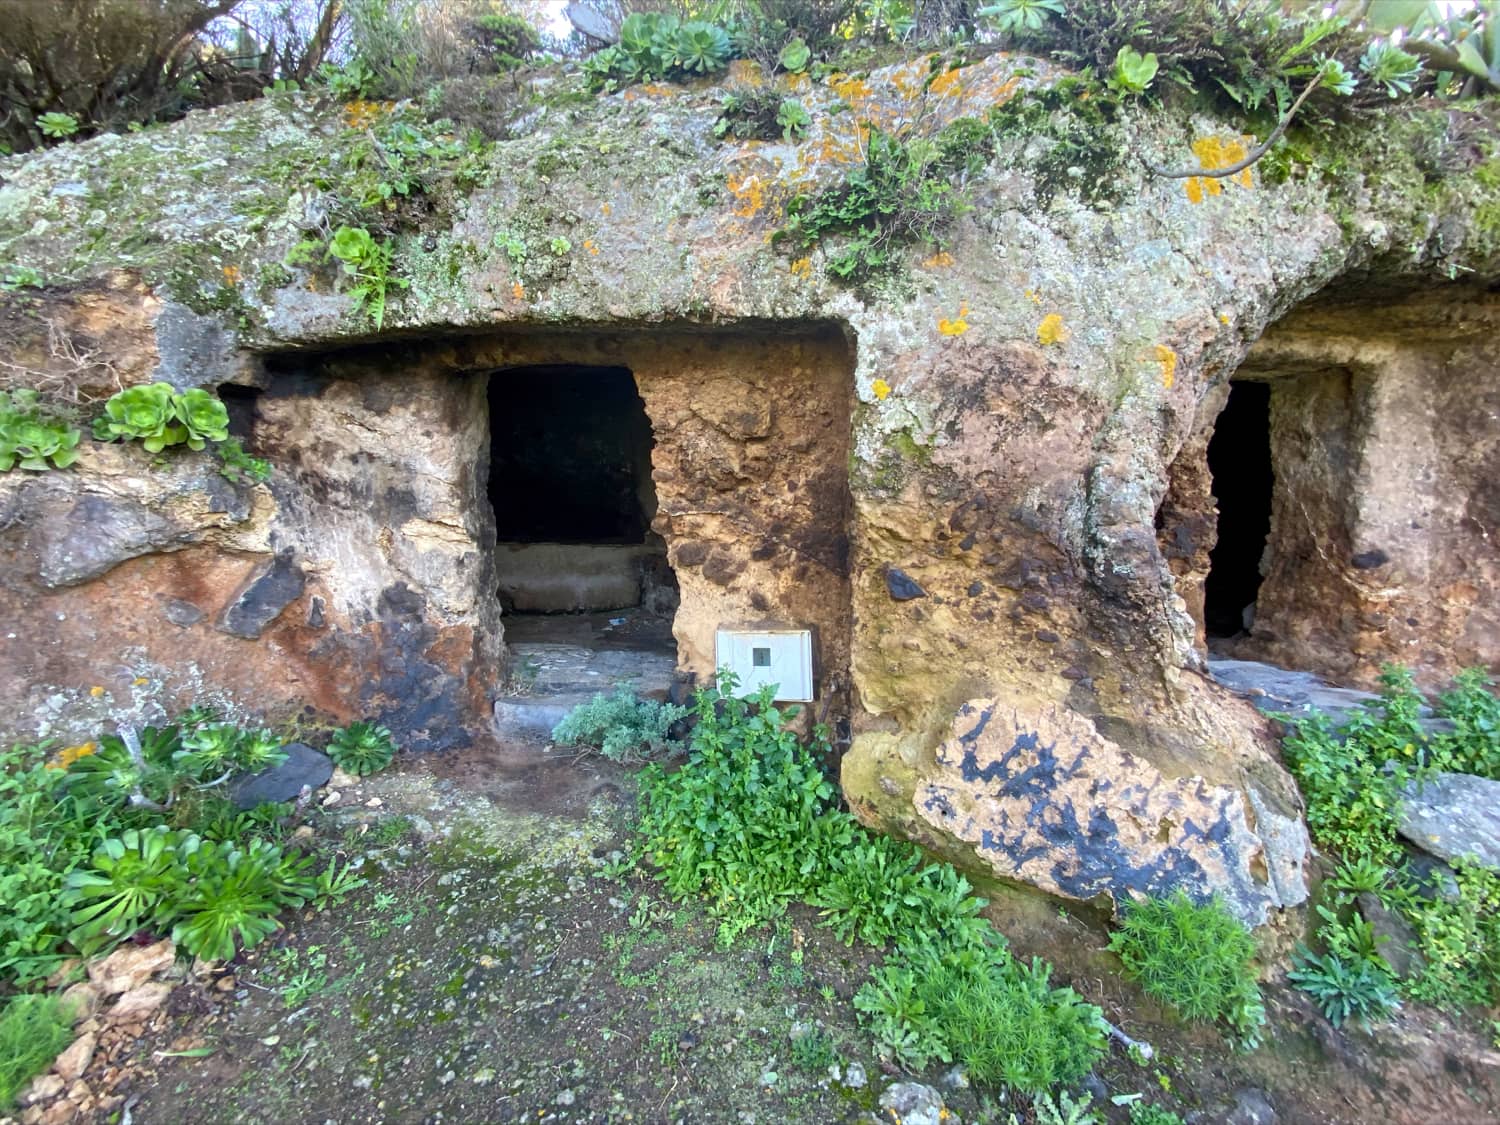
[986,76,1127,209]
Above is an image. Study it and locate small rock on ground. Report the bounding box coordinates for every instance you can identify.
[878,1081,950,1125]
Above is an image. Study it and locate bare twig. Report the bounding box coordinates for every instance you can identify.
[1143,76,1324,181]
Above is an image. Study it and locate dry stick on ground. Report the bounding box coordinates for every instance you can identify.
[1142,75,1325,181]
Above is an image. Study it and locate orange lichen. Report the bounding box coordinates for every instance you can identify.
[1184,136,1254,203]
[727,172,767,218]
[938,303,971,336]
[1153,344,1177,389]
[48,742,96,770]
[727,59,765,87]
[928,69,965,97]
[89,685,105,697]
[872,378,892,400]
[342,99,392,130]
[583,239,600,256]
[789,256,812,279]
[1037,313,1067,345]
[222,265,240,284]
[829,74,873,103]
[600,202,612,217]
[922,251,955,269]
[511,282,525,301]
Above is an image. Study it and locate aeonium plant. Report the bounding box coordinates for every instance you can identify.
[94,382,230,453]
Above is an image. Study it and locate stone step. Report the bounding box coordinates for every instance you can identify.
[492,642,680,743]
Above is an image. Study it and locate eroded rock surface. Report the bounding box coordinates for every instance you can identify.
[915,699,1308,925]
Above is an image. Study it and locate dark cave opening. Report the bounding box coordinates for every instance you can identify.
[486,365,677,618]
[1205,380,1274,639]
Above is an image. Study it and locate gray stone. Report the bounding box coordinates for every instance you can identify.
[1396,771,1500,869]
[1209,659,1381,725]
[230,742,332,809]
[842,1061,866,1089]
[877,1082,947,1125]
[1224,1087,1278,1125]
[163,598,205,627]
[217,550,305,639]
[36,493,176,588]
[1355,892,1422,978]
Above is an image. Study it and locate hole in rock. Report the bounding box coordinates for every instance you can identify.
[487,364,679,690]
[1204,380,1273,639]
[218,383,262,445]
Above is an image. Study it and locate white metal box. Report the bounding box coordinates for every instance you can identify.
[714,628,814,702]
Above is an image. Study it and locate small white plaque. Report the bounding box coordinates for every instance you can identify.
[714,629,814,702]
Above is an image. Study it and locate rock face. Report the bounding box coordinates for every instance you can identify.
[1,49,1497,921]
[914,699,1307,924]
[1396,771,1500,869]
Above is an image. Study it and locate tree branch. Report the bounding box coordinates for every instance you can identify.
[1143,75,1324,180]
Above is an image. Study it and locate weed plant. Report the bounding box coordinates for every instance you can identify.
[0,995,72,1110]
[0,705,375,987]
[551,689,687,764]
[1280,665,1500,1013]
[631,674,1107,1095]
[328,721,398,777]
[1107,891,1265,1047]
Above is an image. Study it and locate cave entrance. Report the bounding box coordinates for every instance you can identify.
[486,364,679,668]
[1204,380,1274,639]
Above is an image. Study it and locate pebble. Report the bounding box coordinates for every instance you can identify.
[321,790,341,807]
[556,1089,576,1106]
[844,1061,867,1089]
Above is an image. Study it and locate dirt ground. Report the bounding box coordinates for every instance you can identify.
[107,739,1500,1125]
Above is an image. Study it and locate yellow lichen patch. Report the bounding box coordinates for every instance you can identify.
[1184,135,1254,203]
[938,303,971,337]
[1037,313,1068,346]
[48,742,96,770]
[89,685,105,697]
[829,73,873,104]
[582,238,600,256]
[785,71,811,93]
[928,69,965,97]
[727,59,765,87]
[872,378,892,400]
[343,99,392,130]
[1023,287,1043,306]
[222,265,240,284]
[600,202,612,217]
[922,250,955,269]
[789,256,812,279]
[726,171,775,219]
[624,82,680,100]
[1153,344,1178,389]
[511,281,525,301]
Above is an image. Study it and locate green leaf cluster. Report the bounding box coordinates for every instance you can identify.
[94,382,229,453]
[327,721,397,777]
[714,89,810,142]
[582,13,736,91]
[216,437,272,484]
[326,226,406,330]
[1107,891,1266,1048]
[631,674,1107,1092]
[0,701,387,987]
[551,688,687,764]
[1282,666,1500,1014]
[0,389,80,472]
[778,122,981,284]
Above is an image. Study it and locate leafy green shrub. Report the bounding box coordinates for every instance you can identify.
[0,390,81,472]
[1287,947,1400,1029]
[64,825,186,951]
[810,835,987,949]
[172,837,316,961]
[94,382,229,454]
[551,688,687,764]
[855,941,1107,1092]
[326,226,405,330]
[0,994,73,1110]
[35,111,79,139]
[715,88,810,142]
[636,679,854,943]
[582,12,736,91]
[216,437,271,484]
[777,124,978,283]
[1108,891,1265,1046]
[328,721,397,776]
[173,722,246,781]
[1433,667,1500,777]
